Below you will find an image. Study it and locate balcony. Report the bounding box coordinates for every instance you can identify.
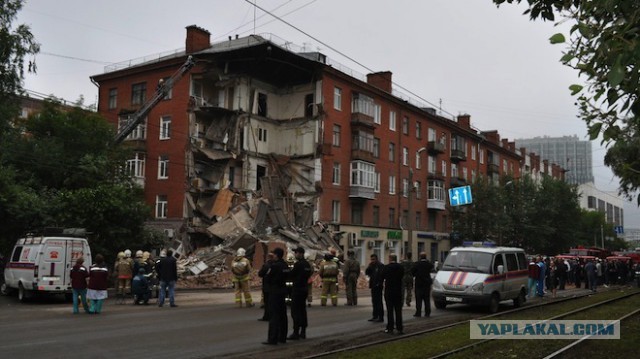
[450,176,467,187]
[427,141,445,155]
[349,185,375,200]
[450,148,467,162]
[427,171,445,181]
[427,198,446,211]
[487,162,500,175]
[351,148,375,163]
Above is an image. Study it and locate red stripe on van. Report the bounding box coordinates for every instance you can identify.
[448,271,461,285]
[6,262,35,270]
[456,272,468,285]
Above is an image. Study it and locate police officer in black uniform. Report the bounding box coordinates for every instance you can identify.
[288,247,312,340]
[263,248,290,345]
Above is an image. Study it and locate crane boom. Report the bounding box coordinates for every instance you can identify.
[114,56,195,144]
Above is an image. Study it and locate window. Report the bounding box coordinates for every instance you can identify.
[352,131,374,153]
[161,77,172,100]
[332,125,341,146]
[416,121,422,139]
[451,163,458,178]
[350,161,375,188]
[108,88,117,109]
[373,104,381,124]
[402,116,409,135]
[389,142,395,162]
[373,138,380,158]
[389,207,396,227]
[332,163,341,185]
[462,167,468,180]
[374,172,380,193]
[428,180,446,201]
[334,87,342,111]
[415,211,421,229]
[131,82,146,105]
[428,128,436,142]
[472,169,477,179]
[126,152,145,178]
[415,151,422,169]
[428,156,437,173]
[503,159,508,172]
[158,155,169,179]
[389,110,396,131]
[402,178,409,197]
[160,116,171,140]
[389,175,396,195]
[479,148,484,164]
[441,160,447,177]
[517,252,528,270]
[258,128,268,142]
[155,195,168,219]
[332,200,340,222]
[352,93,375,116]
[471,145,477,160]
[351,203,363,225]
[402,210,409,227]
[493,254,505,274]
[415,181,422,199]
[258,92,267,116]
[373,206,380,226]
[119,116,146,141]
[505,253,519,271]
[402,147,409,166]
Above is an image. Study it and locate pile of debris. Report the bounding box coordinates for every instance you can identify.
[175,174,341,289]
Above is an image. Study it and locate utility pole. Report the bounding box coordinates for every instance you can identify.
[601,224,604,249]
[408,167,413,258]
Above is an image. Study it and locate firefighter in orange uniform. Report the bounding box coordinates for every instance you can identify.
[319,252,339,306]
[231,248,254,307]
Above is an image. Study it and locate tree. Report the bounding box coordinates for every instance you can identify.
[0,0,39,132]
[493,0,640,202]
[0,101,159,263]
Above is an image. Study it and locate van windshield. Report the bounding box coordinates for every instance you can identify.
[442,251,493,274]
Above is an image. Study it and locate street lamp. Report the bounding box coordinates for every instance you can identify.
[407,147,427,257]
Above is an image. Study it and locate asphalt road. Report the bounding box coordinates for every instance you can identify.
[0,289,434,359]
[0,285,602,359]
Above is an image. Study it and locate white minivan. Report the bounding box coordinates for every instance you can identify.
[1,229,92,301]
[431,243,528,313]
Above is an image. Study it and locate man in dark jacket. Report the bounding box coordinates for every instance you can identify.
[382,254,404,334]
[156,249,178,307]
[412,252,434,317]
[263,247,290,345]
[288,247,312,340]
[365,254,384,322]
[258,252,275,321]
[132,268,151,305]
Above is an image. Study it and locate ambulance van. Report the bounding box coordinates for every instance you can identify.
[431,243,528,313]
[1,228,92,302]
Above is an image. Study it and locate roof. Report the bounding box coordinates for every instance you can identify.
[450,246,525,254]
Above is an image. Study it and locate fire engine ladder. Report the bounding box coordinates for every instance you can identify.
[114,55,196,144]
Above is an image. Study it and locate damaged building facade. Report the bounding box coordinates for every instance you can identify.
[92,25,563,266]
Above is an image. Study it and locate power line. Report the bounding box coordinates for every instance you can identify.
[40,51,113,65]
[243,0,455,118]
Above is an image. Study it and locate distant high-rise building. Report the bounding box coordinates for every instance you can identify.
[516,135,594,185]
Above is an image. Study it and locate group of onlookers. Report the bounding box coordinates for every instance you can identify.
[527,255,636,298]
[69,249,178,314]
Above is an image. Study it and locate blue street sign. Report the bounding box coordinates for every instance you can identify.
[448,185,473,206]
[614,226,624,234]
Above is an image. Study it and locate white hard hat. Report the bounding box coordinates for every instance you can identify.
[237,248,246,257]
[136,250,143,258]
[124,249,132,258]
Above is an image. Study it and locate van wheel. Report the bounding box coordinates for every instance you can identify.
[434,300,447,309]
[0,282,10,296]
[513,289,526,308]
[488,293,500,313]
[18,283,31,302]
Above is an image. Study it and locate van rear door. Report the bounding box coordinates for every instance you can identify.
[40,239,67,290]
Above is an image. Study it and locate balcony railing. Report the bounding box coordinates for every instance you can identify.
[427,171,445,181]
[450,148,467,162]
[427,198,446,211]
[427,141,445,154]
[488,162,500,174]
[349,185,375,200]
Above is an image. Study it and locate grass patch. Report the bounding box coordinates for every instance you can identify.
[337,289,639,359]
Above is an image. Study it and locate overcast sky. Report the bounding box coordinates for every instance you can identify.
[16,0,640,227]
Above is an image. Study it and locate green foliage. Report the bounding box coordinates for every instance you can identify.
[0,101,154,261]
[494,0,640,202]
[452,174,586,254]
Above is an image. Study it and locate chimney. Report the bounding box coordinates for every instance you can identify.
[186,25,211,54]
[457,114,471,129]
[367,71,392,93]
[482,130,500,144]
